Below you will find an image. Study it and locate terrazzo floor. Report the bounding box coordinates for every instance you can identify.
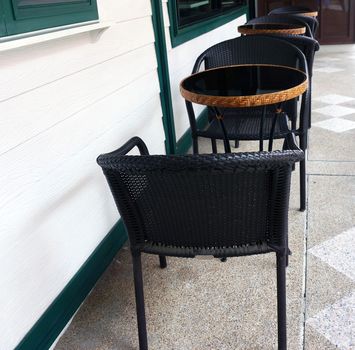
[54,44,355,349]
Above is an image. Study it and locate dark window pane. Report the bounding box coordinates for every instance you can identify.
[176,0,246,28]
[17,0,86,7]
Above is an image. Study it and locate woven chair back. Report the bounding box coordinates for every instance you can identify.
[98,143,303,257]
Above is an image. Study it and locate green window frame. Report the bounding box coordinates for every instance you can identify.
[0,0,98,38]
[167,0,249,47]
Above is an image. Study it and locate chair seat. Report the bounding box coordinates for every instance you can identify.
[142,240,274,258]
[198,110,290,140]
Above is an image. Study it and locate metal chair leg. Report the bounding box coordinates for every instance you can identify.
[192,136,199,154]
[300,159,306,212]
[276,252,287,350]
[132,253,148,350]
[286,235,291,268]
[234,140,240,148]
[159,255,167,269]
[211,139,217,153]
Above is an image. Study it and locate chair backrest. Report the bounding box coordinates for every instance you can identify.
[269,6,313,14]
[97,137,304,257]
[251,33,320,78]
[287,14,319,37]
[266,12,319,36]
[190,35,309,133]
[247,15,313,38]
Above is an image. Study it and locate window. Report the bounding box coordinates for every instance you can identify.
[177,0,247,28]
[0,0,98,37]
[168,0,248,47]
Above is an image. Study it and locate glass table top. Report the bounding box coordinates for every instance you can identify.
[180,64,308,108]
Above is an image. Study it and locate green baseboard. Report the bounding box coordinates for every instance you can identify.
[175,108,208,155]
[15,221,127,350]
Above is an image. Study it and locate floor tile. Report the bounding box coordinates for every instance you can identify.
[304,255,354,318]
[313,105,355,118]
[309,227,355,282]
[307,160,355,176]
[308,126,355,161]
[313,118,355,133]
[313,67,345,73]
[314,94,355,105]
[306,292,355,350]
[305,326,337,350]
[315,57,341,62]
[307,175,355,248]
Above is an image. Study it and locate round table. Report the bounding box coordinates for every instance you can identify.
[238,23,306,36]
[180,64,308,152]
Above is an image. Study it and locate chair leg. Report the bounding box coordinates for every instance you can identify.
[300,159,306,212]
[211,138,217,153]
[286,235,291,268]
[234,140,239,148]
[132,252,148,350]
[159,255,167,269]
[276,252,287,350]
[192,136,199,154]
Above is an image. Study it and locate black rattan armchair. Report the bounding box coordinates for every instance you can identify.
[268,11,319,37]
[185,35,309,210]
[97,136,304,350]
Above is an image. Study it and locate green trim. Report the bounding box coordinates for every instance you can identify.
[15,220,127,350]
[175,108,208,155]
[151,0,176,154]
[0,0,7,36]
[167,2,248,47]
[0,0,98,37]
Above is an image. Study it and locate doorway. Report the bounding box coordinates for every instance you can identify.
[257,0,355,44]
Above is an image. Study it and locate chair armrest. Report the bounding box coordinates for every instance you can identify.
[99,137,149,158]
[192,52,206,73]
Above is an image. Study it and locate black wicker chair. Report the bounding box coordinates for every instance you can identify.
[97,136,304,350]
[245,23,320,128]
[268,11,319,37]
[185,35,309,210]
[246,14,313,38]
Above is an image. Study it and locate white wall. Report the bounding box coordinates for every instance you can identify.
[163,0,247,140]
[0,0,166,348]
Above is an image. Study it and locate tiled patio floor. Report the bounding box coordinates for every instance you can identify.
[54,45,355,349]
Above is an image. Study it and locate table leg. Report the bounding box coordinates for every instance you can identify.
[268,103,283,152]
[212,107,231,153]
[259,105,267,151]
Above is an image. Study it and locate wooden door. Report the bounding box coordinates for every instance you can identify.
[257,0,319,17]
[319,0,355,44]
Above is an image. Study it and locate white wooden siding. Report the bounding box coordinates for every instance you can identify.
[163,0,247,140]
[0,1,165,349]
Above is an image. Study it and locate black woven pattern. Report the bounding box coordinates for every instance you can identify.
[202,109,290,140]
[269,5,312,13]
[98,146,304,258]
[200,35,308,71]
[287,14,319,37]
[243,31,319,130]
[267,10,319,36]
[241,15,313,38]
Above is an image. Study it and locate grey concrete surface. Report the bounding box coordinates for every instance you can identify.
[54,45,355,350]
